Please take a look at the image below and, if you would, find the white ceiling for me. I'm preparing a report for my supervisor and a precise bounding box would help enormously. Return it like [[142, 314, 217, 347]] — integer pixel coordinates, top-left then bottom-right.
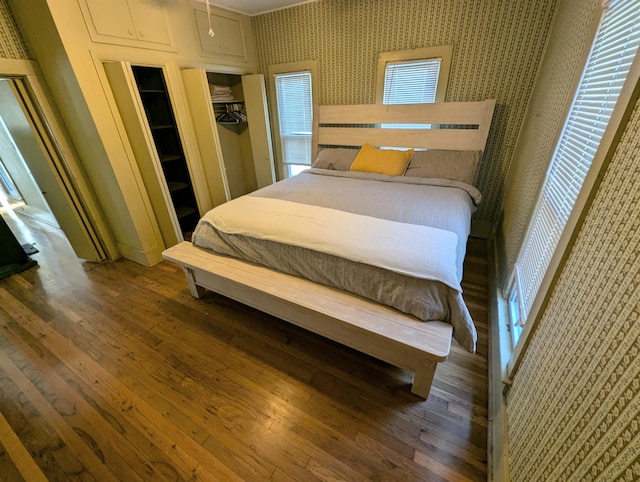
[[208, 0, 316, 16]]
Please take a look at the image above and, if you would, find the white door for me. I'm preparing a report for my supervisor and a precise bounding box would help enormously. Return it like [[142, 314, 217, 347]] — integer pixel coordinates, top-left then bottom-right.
[[103, 61, 181, 248], [181, 68, 230, 208], [242, 74, 276, 188]]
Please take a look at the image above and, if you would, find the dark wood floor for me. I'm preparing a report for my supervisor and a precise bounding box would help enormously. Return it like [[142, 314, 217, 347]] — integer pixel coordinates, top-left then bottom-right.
[[0, 211, 488, 481]]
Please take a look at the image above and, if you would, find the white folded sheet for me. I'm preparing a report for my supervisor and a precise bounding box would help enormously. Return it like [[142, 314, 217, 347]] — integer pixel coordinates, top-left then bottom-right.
[[202, 196, 461, 292]]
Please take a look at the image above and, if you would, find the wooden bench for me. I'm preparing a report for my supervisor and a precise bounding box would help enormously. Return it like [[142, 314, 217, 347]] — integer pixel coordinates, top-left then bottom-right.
[[163, 241, 453, 398]]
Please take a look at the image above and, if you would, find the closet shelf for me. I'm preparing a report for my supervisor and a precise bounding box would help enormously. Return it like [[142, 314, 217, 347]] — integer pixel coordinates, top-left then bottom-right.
[[132, 65, 200, 239], [167, 181, 189, 193], [159, 154, 182, 163], [175, 206, 198, 219]]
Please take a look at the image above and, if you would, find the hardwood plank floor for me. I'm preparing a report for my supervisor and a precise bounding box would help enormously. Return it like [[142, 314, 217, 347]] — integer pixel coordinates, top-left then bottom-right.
[[0, 211, 489, 481]]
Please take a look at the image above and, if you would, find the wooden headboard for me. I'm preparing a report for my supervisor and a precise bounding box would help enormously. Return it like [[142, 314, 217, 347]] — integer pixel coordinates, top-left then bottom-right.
[[312, 100, 496, 160]]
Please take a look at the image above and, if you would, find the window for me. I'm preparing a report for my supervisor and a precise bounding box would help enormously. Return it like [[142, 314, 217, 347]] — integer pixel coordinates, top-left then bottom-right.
[[268, 61, 317, 179], [382, 60, 441, 105], [507, 0, 640, 348], [376, 46, 452, 116], [381, 60, 441, 130], [274, 72, 312, 176]]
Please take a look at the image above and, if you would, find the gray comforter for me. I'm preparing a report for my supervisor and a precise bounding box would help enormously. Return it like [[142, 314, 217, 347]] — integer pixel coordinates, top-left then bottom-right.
[[192, 169, 480, 352]]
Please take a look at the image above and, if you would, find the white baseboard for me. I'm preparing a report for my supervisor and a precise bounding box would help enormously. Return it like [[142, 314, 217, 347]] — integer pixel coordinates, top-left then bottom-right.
[[488, 238, 510, 481], [116, 241, 164, 267]]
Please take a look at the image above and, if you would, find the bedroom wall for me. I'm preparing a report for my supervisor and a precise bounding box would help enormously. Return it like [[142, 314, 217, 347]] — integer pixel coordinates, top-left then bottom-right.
[[505, 81, 640, 482], [251, 0, 559, 225], [498, 0, 640, 479], [497, 0, 602, 284]]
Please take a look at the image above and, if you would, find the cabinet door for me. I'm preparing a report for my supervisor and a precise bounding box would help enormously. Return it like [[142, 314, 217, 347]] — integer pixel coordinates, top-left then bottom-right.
[[80, 0, 174, 50], [194, 9, 248, 62], [128, 0, 173, 46], [84, 0, 136, 40], [242, 75, 276, 188]]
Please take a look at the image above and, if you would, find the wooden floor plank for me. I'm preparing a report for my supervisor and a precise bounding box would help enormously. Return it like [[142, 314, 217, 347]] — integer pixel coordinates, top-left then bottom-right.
[[0, 211, 490, 481], [0, 341, 122, 482], [0, 317, 182, 481], [0, 288, 242, 481], [0, 411, 46, 482]]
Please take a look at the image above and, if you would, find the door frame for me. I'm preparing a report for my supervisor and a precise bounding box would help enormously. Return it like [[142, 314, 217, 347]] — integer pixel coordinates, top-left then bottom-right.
[[0, 58, 116, 261]]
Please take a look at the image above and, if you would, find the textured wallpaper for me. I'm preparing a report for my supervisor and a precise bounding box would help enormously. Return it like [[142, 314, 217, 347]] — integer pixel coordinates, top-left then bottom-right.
[[251, 0, 558, 223], [497, 1, 640, 478], [498, 0, 602, 284], [0, 0, 29, 60], [506, 89, 640, 482]]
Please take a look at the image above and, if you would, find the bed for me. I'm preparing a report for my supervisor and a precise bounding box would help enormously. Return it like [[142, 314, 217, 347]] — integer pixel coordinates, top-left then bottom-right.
[[163, 100, 496, 398]]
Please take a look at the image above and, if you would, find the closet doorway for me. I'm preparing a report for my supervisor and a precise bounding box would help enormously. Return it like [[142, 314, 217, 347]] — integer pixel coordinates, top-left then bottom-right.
[[0, 76, 106, 262]]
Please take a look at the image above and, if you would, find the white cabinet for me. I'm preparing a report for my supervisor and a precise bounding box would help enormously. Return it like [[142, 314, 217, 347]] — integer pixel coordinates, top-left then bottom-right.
[[193, 7, 251, 63], [182, 69, 275, 204], [80, 0, 175, 50]]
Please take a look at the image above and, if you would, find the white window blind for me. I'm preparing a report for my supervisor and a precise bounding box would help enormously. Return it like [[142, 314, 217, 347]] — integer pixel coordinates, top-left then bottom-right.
[[509, 0, 640, 339], [382, 59, 441, 130], [383, 60, 441, 104], [274, 71, 313, 175]]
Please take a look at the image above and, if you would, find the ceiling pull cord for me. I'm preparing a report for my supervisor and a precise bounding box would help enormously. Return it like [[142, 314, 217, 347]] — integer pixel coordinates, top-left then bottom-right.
[[205, 0, 215, 37]]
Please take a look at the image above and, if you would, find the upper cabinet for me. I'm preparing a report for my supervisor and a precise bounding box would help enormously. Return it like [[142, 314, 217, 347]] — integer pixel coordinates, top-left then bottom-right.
[[79, 0, 175, 51], [192, 5, 253, 64]]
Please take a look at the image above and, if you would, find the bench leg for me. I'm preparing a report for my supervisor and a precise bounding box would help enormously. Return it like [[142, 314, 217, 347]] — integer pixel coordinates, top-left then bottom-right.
[[411, 359, 437, 399], [184, 267, 206, 298]]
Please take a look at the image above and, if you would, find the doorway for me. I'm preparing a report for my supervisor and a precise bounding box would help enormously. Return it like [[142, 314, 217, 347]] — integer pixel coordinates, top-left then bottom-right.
[[0, 77, 59, 256], [0, 107, 59, 228], [0, 76, 107, 262]]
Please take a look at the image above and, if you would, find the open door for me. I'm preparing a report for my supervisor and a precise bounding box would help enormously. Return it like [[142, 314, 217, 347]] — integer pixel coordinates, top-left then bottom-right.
[[242, 74, 276, 189], [0, 79, 106, 262]]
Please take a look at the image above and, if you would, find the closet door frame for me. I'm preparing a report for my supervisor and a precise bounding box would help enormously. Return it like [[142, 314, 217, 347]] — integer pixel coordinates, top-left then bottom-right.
[[103, 59, 211, 246]]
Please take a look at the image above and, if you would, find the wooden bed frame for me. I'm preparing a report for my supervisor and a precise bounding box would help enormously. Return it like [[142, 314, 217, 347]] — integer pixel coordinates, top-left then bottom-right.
[[163, 100, 496, 398]]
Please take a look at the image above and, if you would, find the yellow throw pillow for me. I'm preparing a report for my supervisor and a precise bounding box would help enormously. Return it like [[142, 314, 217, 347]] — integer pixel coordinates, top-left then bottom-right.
[[350, 143, 414, 176]]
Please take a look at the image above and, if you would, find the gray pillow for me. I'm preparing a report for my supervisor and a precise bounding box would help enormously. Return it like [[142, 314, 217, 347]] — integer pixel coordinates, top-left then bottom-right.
[[404, 149, 482, 185], [312, 148, 358, 171]]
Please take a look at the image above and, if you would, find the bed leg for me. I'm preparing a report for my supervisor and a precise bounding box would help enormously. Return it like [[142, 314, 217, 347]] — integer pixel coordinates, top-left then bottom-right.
[[183, 267, 205, 298], [411, 359, 437, 399]]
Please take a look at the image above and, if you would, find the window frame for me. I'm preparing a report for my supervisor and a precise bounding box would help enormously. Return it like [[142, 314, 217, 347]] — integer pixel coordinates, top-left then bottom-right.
[[375, 45, 452, 105], [267, 60, 318, 180], [505, 2, 640, 378]]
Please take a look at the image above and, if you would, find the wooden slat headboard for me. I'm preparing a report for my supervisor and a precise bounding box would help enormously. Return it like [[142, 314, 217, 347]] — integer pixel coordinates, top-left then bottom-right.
[[312, 100, 496, 160]]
